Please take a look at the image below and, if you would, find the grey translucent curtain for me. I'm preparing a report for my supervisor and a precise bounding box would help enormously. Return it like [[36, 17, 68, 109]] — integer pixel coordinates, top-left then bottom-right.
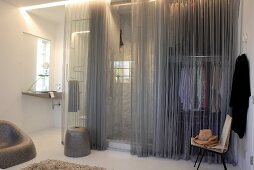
[[131, 0, 240, 164], [63, 1, 90, 142], [64, 0, 110, 150], [86, 0, 110, 150]]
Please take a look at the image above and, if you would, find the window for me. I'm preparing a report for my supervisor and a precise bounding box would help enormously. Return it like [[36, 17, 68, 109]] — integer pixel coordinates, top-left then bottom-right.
[[36, 39, 50, 91], [113, 61, 131, 83]]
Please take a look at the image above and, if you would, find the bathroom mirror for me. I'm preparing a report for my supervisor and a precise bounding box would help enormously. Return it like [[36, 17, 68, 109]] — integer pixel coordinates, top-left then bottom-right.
[[22, 33, 51, 92]]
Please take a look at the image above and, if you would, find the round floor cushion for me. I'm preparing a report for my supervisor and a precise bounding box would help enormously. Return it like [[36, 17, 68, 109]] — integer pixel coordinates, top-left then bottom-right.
[[64, 127, 91, 157]]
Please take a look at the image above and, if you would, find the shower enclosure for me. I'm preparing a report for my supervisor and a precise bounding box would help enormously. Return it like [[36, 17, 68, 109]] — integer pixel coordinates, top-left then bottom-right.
[[62, 1, 132, 148], [107, 6, 132, 144]]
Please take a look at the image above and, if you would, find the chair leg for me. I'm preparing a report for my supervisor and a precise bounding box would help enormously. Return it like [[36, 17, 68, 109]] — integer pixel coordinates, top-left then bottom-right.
[[197, 150, 205, 170], [194, 149, 202, 167], [221, 154, 227, 170]]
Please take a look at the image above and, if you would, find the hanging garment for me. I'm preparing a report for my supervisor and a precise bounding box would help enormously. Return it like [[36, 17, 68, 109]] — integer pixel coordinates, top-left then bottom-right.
[[230, 54, 251, 138], [202, 62, 209, 110], [179, 66, 193, 111], [211, 63, 222, 113], [197, 62, 203, 109]]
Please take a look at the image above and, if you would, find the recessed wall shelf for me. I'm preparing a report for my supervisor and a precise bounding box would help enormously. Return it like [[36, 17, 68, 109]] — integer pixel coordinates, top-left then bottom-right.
[[22, 91, 62, 109], [22, 91, 62, 99]]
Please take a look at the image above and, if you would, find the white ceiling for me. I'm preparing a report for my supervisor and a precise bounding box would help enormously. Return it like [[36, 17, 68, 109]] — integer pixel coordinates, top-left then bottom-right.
[[4, 0, 130, 7], [3, 0, 65, 24], [3, 0, 131, 24], [4, 0, 63, 7], [28, 6, 65, 24]]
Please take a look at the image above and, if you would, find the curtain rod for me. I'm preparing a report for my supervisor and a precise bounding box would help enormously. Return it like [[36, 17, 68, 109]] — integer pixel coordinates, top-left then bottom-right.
[[177, 56, 220, 58]]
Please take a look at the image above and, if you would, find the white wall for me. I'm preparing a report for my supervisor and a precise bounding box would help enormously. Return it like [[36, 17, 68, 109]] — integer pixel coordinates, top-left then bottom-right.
[[0, 1, 63, 132], [238, 0, 254, 169], [52, 23, 64, 128]]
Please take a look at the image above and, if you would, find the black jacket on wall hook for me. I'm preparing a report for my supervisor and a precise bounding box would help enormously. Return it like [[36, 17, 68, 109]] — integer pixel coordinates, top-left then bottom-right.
[[230, 54, 251, 138]]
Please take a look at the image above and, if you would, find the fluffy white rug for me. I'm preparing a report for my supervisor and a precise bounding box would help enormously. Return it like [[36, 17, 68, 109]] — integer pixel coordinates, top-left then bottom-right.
[[22, 159, 106, 170]]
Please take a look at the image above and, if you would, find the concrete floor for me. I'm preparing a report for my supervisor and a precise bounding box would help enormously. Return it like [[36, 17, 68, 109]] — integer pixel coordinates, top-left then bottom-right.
[[6, 128, 240, 170]]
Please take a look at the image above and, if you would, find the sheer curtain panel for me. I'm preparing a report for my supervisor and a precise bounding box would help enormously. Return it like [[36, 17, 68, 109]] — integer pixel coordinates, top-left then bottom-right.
[[86, 0, 110, 150], [131, 0, 240, 164], [63, 0, 90, 142], [64, 0, 110, 150]]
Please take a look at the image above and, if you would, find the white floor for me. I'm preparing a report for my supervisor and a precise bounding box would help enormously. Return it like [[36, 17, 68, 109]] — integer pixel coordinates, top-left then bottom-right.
[[7, 128, 240, 170]]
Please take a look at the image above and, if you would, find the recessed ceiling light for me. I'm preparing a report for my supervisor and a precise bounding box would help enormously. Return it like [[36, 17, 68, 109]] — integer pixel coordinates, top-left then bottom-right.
[[20, 1, 68, 11], [111, 0, 155, 7], [73, 31, 90, 34]]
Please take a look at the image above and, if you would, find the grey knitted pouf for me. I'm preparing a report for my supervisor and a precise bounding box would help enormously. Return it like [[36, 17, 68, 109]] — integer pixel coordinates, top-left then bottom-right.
[[64, 127, 91, 157]]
